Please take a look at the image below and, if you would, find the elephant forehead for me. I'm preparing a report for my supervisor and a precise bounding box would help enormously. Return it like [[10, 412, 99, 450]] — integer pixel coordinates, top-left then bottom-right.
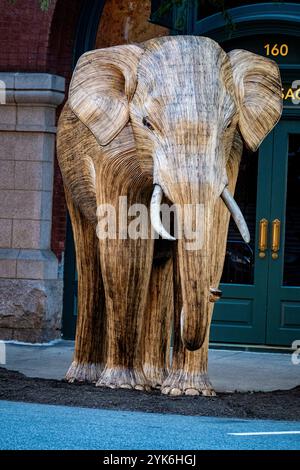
[[135, 48, 234, 118], [141, 35, 225, 65], [137, 37, 226, 90], [137, 61, 223, 100]]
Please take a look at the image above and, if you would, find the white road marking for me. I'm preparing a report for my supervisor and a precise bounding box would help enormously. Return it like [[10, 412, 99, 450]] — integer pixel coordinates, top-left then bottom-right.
[[229, 431, 300, 436]]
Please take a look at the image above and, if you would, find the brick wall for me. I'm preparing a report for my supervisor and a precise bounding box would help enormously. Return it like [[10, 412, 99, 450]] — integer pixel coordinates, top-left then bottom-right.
[[0, 0, 83, 260], [0, 0, 53, 72], [0, 0, 81, 76], [46, 0, 83, 259]]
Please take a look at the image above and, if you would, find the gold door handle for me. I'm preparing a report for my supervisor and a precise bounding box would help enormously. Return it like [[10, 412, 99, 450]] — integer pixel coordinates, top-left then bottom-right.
[[258, 218, 268, 258], [271, 219, 281, 260]]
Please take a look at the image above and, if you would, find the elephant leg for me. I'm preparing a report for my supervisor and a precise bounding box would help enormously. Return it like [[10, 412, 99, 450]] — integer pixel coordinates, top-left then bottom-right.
[[142, 240, 173, 389], [161, 136, 242, 396], [161, 249, 215, 396], [95, 178, 154, 390], [162, 343, 214, 397], [64, 186, 106, 383]]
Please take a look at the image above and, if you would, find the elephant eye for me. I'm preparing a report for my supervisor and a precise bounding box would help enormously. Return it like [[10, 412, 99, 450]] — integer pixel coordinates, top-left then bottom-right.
[[225, 120, 232, 130], [142, 117, 155, 131]]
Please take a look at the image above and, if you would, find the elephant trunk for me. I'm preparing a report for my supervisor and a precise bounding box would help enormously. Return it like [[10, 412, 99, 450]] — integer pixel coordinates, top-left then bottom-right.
[[178, 236, 211, 351], [150, 183, 249, 351]]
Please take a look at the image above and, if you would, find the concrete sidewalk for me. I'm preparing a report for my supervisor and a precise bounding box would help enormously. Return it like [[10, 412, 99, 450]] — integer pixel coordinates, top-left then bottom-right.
[[1, 340, 299, 392]]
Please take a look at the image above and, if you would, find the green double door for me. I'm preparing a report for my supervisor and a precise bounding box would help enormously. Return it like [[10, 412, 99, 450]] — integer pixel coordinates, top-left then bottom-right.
[[211, 120, 300, 346]]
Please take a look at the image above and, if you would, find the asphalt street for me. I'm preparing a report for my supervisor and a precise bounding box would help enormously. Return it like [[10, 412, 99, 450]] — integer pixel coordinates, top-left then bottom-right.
[[0, 400, 299, 450]]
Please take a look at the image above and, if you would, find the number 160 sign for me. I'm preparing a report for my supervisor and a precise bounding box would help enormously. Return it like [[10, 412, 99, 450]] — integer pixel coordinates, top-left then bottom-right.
[[264, 43, 289, 57]]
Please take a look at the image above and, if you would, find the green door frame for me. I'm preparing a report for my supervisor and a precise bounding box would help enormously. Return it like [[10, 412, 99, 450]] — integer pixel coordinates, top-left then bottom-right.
[[189, 3, 300, 40]]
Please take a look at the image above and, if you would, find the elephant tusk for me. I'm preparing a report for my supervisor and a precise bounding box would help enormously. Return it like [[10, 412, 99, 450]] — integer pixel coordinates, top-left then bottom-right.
[[221, 187, 250, 244], [150, 185, 176, 241]]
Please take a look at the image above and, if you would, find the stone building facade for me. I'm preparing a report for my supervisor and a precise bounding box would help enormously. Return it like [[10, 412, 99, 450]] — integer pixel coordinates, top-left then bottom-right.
[[0, 0, 168, 342]]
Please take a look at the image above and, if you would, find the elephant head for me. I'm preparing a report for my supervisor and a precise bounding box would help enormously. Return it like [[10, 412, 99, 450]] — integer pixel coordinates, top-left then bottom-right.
[[69, 36, 282, 351]]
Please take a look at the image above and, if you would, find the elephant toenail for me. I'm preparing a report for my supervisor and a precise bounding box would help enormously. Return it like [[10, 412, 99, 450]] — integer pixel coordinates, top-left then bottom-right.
[[185, 388, 200, 396], [170, 388, 182, 396]]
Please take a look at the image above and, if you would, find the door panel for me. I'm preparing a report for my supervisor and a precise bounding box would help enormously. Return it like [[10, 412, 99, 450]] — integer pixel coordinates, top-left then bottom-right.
[[266, 123, 300, 345], [283, 134, 300, 287]]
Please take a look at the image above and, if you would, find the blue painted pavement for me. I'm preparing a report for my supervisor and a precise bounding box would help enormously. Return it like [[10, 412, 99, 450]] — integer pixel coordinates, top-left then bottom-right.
[[0, 400, 299, 450]]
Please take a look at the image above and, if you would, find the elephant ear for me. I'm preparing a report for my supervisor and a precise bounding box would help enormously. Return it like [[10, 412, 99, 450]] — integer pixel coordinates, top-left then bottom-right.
[[69, 44, 144, 146], [228, 49, 283, 151]]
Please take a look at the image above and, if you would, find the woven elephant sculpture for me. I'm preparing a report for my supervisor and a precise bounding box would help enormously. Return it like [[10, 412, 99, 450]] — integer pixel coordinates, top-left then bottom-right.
[[57, 36, 282, 396]]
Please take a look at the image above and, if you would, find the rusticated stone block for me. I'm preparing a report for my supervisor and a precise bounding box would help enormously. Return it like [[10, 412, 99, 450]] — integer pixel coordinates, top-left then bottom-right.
[[0, 160, 14, 189], [0, 219, 12, 248], [0, 248, 18, 278], [12, 220, 51, 250], [14, 161, 53, 191], [4, 328, 61, 343], [0, 278, 63, 343], [16, 249, 58, 280]]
